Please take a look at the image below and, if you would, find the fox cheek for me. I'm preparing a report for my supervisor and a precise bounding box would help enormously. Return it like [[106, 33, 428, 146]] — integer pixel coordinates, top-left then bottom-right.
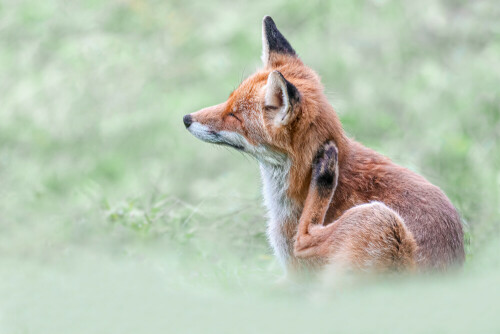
[[224, 115, 241, 130]]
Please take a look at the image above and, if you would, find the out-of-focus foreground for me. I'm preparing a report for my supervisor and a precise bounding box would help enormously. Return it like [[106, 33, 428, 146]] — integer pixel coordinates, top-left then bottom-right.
[[0, 0, 499, 333]]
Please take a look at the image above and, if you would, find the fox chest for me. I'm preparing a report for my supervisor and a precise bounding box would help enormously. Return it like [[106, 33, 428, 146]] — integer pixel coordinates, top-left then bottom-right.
[[259, 163, 302, 267]]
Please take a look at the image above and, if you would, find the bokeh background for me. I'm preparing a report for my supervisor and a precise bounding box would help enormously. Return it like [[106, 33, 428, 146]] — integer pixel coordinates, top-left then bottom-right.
[[1, 0, 499, 333]]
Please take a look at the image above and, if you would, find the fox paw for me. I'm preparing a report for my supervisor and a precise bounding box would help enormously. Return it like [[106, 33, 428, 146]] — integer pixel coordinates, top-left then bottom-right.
[[312, 140, 338, 192]]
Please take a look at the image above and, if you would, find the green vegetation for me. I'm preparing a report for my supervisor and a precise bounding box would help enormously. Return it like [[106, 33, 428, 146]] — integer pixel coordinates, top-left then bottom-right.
[[0, 0, 499, 333]]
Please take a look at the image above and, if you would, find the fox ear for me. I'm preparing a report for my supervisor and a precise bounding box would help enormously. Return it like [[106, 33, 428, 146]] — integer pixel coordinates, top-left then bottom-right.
[[261, 16, 296, 66], [265, 70, 300, 126]]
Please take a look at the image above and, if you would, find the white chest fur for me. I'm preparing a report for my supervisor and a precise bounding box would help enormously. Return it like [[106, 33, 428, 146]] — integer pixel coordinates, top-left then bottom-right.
[[259, 160, 301, 268]]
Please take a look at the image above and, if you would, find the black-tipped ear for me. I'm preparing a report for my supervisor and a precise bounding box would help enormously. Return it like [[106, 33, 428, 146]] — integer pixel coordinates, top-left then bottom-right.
[[262, 16, 296, 66]]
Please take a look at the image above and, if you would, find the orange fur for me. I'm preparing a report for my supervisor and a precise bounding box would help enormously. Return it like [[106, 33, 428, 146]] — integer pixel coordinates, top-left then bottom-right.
[[185, 17, 464, 273]]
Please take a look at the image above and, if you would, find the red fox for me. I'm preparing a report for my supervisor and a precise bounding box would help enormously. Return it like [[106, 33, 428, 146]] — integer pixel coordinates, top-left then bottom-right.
[[183, 16, 465, 273]]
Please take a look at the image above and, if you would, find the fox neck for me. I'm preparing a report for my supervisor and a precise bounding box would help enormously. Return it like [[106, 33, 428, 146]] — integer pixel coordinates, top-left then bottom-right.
[[259, 158, 302, 268]]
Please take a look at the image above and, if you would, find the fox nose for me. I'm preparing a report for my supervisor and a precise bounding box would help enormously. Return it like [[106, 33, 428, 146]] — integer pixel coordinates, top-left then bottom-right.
[[183, 114, 193, 128]]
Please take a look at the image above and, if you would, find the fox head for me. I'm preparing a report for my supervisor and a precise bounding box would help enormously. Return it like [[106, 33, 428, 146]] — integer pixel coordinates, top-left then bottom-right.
[[184, 16, 346, 198]]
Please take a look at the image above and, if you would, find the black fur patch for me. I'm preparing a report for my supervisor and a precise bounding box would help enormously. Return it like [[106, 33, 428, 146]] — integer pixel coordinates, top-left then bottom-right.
[[275, 71, 300, 104], [312, 141, 338, 196], [285, 78, 300, 104], [316, 172, 335, 190], [263, 16, 296, 56]]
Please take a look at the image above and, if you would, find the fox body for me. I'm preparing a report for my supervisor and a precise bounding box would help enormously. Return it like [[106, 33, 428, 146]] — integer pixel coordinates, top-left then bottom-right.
[[184, 16, 464, 273]]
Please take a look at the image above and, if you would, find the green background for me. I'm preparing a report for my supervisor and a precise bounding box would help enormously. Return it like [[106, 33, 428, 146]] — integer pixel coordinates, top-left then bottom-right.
[[1, 0, 499, 333]]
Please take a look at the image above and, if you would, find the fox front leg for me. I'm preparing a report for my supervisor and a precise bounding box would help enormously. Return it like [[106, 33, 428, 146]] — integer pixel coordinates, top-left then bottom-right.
[[294, 141, 339, 258]]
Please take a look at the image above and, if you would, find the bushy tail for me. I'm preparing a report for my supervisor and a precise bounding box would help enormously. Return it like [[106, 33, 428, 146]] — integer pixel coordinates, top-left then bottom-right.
[[386, 216, 418, 271], [330, 202, 418, 272]]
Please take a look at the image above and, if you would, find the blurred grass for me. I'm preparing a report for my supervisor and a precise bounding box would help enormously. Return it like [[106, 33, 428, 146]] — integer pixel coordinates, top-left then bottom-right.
[[0, 0, 499, 333]]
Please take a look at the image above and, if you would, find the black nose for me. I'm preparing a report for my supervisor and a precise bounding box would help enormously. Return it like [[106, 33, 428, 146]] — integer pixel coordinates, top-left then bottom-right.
[[183, 114, 193, 128]]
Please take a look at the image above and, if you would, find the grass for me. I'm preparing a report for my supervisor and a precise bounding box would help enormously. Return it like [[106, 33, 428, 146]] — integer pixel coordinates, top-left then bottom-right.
[[0, 0, 499, 333]]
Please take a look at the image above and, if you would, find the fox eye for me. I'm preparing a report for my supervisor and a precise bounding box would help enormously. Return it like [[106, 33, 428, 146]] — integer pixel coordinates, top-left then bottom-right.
[[228, 112, 241, 122], [264, 105, 279, 111]]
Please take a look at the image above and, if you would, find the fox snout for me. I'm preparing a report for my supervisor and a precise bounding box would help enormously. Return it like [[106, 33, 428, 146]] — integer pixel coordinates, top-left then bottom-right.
[[183, 111, 248, 151]]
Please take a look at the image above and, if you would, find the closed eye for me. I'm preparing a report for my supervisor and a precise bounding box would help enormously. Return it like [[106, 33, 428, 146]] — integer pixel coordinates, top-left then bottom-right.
[[228, 112, 241, 122], [264, 105, 279, 111]]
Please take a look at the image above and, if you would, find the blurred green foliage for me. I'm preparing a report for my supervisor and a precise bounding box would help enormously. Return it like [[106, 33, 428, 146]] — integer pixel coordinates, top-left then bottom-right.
[[0, 0, 499, 333]]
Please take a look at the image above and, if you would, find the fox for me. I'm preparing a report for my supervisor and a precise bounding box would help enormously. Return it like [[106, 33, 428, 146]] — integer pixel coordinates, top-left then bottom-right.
[[183, 16, 465, 274]]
